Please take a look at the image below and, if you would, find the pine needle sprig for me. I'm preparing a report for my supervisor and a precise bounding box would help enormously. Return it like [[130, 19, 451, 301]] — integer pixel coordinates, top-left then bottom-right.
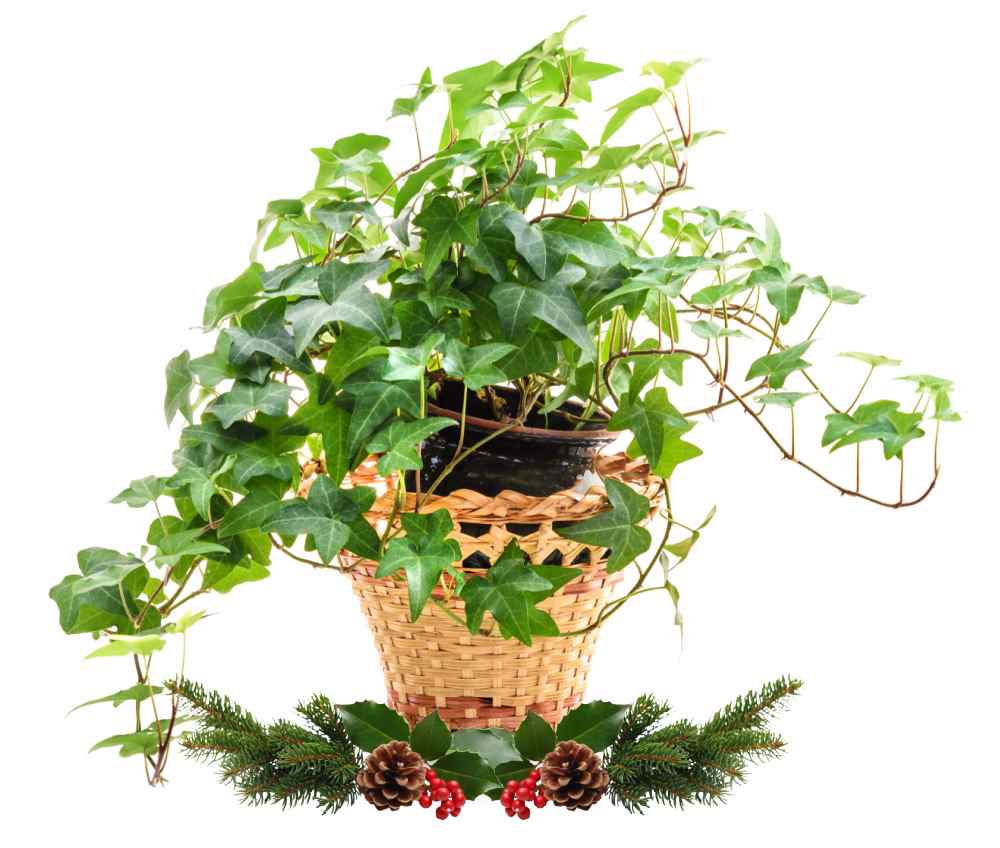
[[169, 678, 360, 814], [605, 677, 802, 813]]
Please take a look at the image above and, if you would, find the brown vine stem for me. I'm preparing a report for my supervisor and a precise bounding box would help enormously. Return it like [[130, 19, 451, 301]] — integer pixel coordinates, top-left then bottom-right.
[[602, 348, 939, 509], [270, 536, 342, 571]]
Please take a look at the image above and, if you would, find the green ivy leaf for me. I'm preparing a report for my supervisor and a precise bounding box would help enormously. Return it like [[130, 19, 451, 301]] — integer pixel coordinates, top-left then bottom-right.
[[337, 701, 410, 751], [390, 67, 435, 118], [413, 195, 481, 280], [440, 339, 516, 391], [410, 711, 452, 761], [838, 351, 902, 369], [111, 476, 168, 508], [376, 510, 461, 621], [556, 478, 651, 574], [601, 87, 663, 144], [343, 380, 420, 457], [90, 730, 160, 758], [206, 380, 292, 428], [459, 542, 554, 645], [746, 340, 814, 389], [641, 59, 702, 90], [514, 711, 557, 762], [750, 266, 804, 325], [609, 387, 700, 480], [822, 400, 925, 460], [164, 351, 194, 426], [491, 279, 594, 359], [688, 319, 746, 341], [755, 391, 815, 408], [367, 417, 456, 476], [86, 633, 166, 659], [555, 701, 628, 752], [217, 488, 281, 540], [541, 218, 628, 267], [203, 264, 262, 328], [225, 300, 312, 373], [68, 684, 163, 716]]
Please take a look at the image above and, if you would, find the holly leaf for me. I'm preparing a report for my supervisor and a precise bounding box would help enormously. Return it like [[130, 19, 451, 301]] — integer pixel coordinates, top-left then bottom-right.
[[413, 195, 481, 280], [410, 711, 452, 762], [376, 510, 461, 621], [367, 417, 456, 476], [440, 339, 516, 391], [555, 701, 628, 752], [337, 701, 409, 751], [514, 711, 557, 762], [164, 351, 194, 426], [746, 340, 813, 389], [459, 542, 554, 645], [206, 380, 292, 428], [430, 751, 499, 800], [450, 728, 522, 769], [555, 478, 651, 574]]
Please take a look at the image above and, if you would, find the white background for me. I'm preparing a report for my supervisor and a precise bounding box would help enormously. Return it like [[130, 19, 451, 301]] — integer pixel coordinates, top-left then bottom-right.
[[2, 1, 997, 844]]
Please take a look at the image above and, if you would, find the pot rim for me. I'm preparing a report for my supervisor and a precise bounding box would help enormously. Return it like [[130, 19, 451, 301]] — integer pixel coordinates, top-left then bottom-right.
[[426, 400, 617, 443]]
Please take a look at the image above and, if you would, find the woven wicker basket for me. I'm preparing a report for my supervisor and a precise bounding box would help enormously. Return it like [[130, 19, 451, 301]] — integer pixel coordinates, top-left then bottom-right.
[[327, 454, 663, 730]]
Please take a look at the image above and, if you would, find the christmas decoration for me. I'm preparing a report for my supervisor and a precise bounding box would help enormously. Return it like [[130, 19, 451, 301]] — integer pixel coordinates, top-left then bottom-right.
[[357, 740, 427, 810], [539, 741, 610, 810], [169, 676, 801, 819]]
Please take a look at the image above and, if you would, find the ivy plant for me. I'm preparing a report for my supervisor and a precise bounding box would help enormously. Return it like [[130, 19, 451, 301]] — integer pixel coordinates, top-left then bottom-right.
[[51, 19, 957, 785]]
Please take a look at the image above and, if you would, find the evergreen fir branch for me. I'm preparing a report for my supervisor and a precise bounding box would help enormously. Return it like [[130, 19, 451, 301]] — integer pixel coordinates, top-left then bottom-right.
[[605, 680, 802, 813], [171, 678, 360, 814]]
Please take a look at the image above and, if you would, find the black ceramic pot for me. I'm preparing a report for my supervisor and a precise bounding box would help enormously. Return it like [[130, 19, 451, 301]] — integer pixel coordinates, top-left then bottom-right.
[[410, 382, 618, 499]]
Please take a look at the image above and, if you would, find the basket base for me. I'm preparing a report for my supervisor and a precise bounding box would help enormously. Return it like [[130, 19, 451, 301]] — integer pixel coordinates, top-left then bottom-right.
[[388, 691, 584, 730]]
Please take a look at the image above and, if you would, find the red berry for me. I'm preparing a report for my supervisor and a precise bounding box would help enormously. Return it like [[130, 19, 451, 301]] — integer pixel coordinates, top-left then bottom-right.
[[507, 779, 520, 791], [418, 792, 432, 809], [533, 793, 547, 808], [505, 806, 516, 817], [426, 769, 437, 781], [517, 806, 531, 820], [529, 770, 541, 781], [435, 806, 449, 820], [453, 789, 465, 805], [441, 798, 454, 812], [500, 789, 513, 806], [516, 786, 532, 801], [446, 779, 460, 793], [432, 786, 449, 802], [429, 777, 444, 790], [511, 798, 525, 812], [524, 777, 537, 791]]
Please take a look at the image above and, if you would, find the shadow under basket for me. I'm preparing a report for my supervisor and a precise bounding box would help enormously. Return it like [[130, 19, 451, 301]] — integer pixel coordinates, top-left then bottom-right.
[[337, 453, 664, 730]]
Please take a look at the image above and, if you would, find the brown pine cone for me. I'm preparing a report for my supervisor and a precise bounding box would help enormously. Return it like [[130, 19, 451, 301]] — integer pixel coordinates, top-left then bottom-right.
[[539, 740, 610, 810], [356, 740, 427, 810]]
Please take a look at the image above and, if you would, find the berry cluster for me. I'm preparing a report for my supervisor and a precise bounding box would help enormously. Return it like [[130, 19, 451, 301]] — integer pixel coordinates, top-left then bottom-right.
[[499, 770, 547, 820], [417, 769, 466, 820]]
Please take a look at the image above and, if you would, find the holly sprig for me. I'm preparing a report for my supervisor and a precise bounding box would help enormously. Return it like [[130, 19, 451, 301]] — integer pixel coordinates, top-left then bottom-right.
[[169, 676, 801, 815]]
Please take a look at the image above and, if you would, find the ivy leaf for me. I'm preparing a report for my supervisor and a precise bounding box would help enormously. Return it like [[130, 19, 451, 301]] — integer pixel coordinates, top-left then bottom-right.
[[367, 417, 456, 476], [290, 379, 353, 485], [746, 340, 814, 389], [68, 684, 163, 716], [265, 476, 368, 562], [337, 701, 410, 751], [687, 319, 745, 341], [514, 711, 557, 762], [440, 339, 516, 391], [382, 333, 443, 382], [898, 373, 960, 422], [609, 387, 699, 480], [491, 279, 595, 359], [86, 633, 166, 659], [390, 67, 435, 118], [376, 510, 461, 621], [153, 528, 229, 566], [838, 351, 902, 369], [68, 551, 147, 595], [413, 195, 481, 280], [822, 400, 925, 460], [641, 59, 702, 90], [323, 326, 388, 387], [627, 344, 687, 399], [111, 476, 168, 508], [164, 351, 194, 426], [343, 380, 420, 457], [312, 200, 380, 233], [502, 209, 558, 279], [206, 380, 292, 428], [755, 391, 815, 408], [203, 264, 262, 328], [459, 542, 554, 645], [555, 701, 628, 752], [750, 266, 804, 325], [601, 87, 663, 144], [431, 751, 499, 800], [410, 711, 452, 762], [225, 300, 312, 373], [49, 548, 149, 635], [541, 218, 628, 267], [217, 488, 281, 540], [90, 730, 160, 758], [556, 478, 651, 574]]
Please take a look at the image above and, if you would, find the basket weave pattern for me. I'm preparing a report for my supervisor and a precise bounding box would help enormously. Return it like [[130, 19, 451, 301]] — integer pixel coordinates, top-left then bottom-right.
[[334, 454, 663, 730]]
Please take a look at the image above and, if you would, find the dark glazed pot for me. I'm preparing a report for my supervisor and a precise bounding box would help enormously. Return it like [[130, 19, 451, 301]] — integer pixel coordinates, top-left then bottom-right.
[[411, 382, 618, 498]]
